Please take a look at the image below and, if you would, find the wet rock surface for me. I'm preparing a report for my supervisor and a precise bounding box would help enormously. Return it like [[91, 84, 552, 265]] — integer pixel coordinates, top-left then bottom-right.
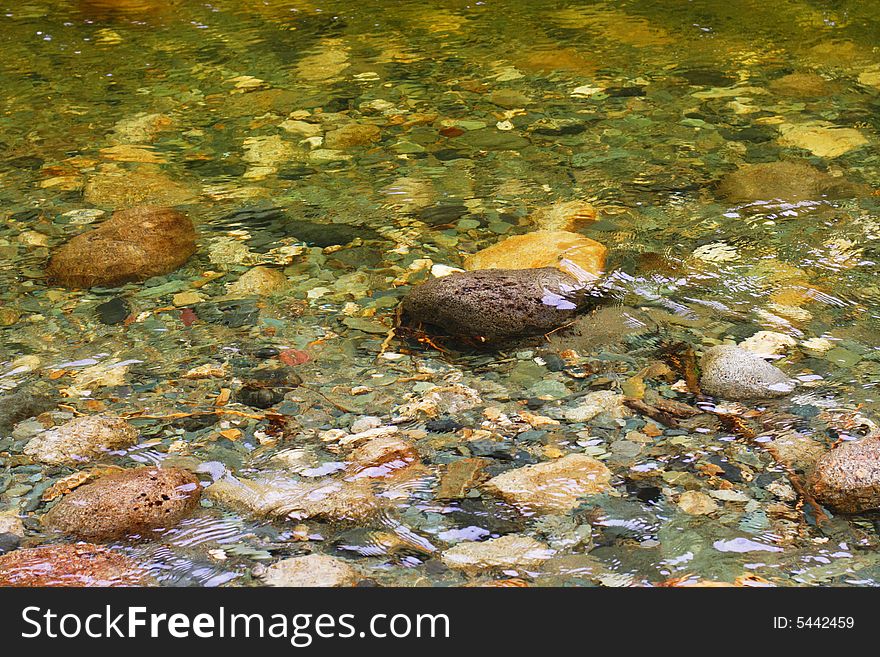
[[46, 206, 197, 288], [0, 543, 151, 587], [717, 161, 861, 202], [808, 437, 880, 513], [23, 415, 138, 466], [700, 345, 796, 400], [402, 268, 587, 341], [464, 230, 607, 281], [484, 454, 613, 514], [441, 535, 554, 573], [259, 553, 360, 587], [43, 467, 201, 541]]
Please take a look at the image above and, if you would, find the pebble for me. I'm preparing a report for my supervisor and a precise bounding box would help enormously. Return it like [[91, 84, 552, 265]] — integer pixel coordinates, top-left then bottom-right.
[[95, 297, 130, 325]]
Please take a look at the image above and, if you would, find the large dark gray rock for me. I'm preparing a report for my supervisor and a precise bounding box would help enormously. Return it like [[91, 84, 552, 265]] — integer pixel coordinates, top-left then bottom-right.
[[402, 268, 585, 342]]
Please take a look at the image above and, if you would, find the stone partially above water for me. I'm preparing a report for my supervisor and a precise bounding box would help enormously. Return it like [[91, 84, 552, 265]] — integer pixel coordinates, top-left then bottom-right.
[[700, 345, 796, 400], [402, 268, 585, 341], [0, 543, 151, 587], [46, 206, 197, 288], [43, 467, 201, 541], [808, 436, 880, 513], [23, 414, 138, 466], [484, 454, 613, 514], [464, 230, 607, 282]]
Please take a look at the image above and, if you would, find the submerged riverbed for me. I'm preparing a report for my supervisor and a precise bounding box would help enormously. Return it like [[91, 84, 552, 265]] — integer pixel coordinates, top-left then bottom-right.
[[2, 0, 880, 587]]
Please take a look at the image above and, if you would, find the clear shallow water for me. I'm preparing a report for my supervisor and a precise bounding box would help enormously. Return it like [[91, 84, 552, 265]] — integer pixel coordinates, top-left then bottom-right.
[[1, 0, 880, 586]]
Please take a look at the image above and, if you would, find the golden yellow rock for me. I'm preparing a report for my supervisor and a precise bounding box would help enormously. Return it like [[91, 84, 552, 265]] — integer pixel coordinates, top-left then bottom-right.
[[778, 123, 868, 158], [464, 230, 607, 282], [529, 200, 597, 232]]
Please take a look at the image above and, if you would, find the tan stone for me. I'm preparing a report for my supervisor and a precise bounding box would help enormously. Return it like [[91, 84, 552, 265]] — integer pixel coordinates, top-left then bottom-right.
[[23, 415, 138, 466], [529, 200, 597, 232], [677, 490, 718, 515], [779, 123, 868, 158], [84, 164, 199, 208], [261, 554, 359, 587], [484, 454, 613, 513], [226, 266, 287, 297], [464, 230, 607, 282], [324, 123, 381, 149], [207, 474, 382, 522], [441, 535, 554, 572]]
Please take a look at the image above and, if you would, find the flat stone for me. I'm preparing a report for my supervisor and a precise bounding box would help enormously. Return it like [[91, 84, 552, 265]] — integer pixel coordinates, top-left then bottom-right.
[[0, 543, 151, 587], [484, 454, 613, 513], [260, 554, 360, 587], [464, 231, 607, 283], [226, 266, 288, 297], [441, 535, 554, 572]]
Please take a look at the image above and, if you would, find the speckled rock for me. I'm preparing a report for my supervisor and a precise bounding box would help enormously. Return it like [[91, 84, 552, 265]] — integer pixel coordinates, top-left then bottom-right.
[[484, 454, 613, 513], [23, 415, 138, 466], [402, 268, 585, 341], [717, 161, 861, 202], [441, 535, 554, 573], [808, 437, 880, 513], [700, 345, 796, 400], [43, 467, 201, 541], [0, 543, 151, 587], [46, 206, 197, 288], [260, 554, 360, 587]]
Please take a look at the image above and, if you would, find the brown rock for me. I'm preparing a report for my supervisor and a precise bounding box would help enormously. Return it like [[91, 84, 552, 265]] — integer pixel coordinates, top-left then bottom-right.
[[768, 72, 835, 98], [0, 543, 151, 587], [349, 435, 418, 470], [84, 164, 199, 208], [529, 200, 597, 232], [484, 454, 613, 514], [46, 206, 197, 288], [717, 161, 862, 202], [436, 458, 489, 500], [464, 230, 607, 282], [402, 268, 585, 342], [808, 436, 880, 513], [43, 467, 201, 541], [324, 123, 381, 149]]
